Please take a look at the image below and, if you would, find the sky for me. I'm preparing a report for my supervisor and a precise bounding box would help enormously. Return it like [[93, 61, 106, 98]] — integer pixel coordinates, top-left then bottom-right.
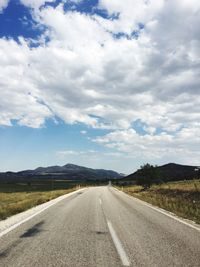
[[0, 0, 200, 174]]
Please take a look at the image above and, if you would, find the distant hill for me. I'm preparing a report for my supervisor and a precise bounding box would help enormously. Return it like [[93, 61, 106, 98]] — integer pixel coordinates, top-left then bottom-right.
[[123, 163, 200, 182], [0, 163, 122, 182]]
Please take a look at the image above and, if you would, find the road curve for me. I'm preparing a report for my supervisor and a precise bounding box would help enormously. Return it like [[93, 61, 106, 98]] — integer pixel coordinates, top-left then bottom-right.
[[0, 186, 199, 267]]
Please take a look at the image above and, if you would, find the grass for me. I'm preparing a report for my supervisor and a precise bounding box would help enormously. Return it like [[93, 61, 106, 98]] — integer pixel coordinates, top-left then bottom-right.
[[0, 180, 80, 220], [117, 179, 200, 224]]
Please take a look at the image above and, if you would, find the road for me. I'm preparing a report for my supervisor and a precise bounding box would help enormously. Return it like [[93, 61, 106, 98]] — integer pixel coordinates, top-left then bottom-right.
[[0, 186, 200, 267]]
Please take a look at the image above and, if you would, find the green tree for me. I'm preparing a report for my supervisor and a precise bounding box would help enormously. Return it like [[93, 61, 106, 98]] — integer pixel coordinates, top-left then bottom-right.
[[136, 163, 161, 190]]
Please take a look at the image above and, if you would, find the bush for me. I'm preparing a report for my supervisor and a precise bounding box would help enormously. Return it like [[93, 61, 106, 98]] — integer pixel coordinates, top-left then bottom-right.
[[136, 163, 161, 189]]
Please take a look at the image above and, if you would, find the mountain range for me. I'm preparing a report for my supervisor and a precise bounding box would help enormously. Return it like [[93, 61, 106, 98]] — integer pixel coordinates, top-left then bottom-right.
[[0, 162, 199, 183], [124, 163, 200, 182], [0, 163, 122, 181]]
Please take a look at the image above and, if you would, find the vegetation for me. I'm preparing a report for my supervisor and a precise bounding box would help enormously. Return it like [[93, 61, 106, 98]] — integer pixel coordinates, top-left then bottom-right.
[[123, 163, 200, 183], [0, 179, 111, 220], [136, 163, 161, 189], [0, 180, 81, 220], [117, 179, 200, 224]]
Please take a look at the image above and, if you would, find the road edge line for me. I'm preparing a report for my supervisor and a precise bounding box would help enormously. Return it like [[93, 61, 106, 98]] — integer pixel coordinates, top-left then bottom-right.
[[113, 187, 200, 232], [0, 188, 85, 238]]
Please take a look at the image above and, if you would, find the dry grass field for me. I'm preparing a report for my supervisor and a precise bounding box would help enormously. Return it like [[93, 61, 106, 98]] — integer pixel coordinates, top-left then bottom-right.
[[118, 179, 200, 224], [0, 181, 78, 220]]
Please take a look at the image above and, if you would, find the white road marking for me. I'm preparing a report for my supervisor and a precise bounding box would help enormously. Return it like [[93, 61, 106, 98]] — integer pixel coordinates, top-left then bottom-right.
[[99, 198, 102, 205], [0, 189, 84, 238], [107, 220, 130, 266], [115, 188, 200, 232]]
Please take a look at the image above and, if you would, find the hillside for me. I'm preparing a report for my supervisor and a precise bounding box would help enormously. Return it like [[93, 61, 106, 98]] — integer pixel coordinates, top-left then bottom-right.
[[0, 163, 122, 182], [124, 163, 200, 182]]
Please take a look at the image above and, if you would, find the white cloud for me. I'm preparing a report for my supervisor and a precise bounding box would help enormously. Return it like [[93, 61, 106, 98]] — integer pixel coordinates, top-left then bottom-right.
[[1, 0, 200, 164], [0, 38, 52, 127], [0, 0, 9, 12], [93, 125, 200, 165], [20, 0, 55, 9], [64, 0, 83, 3], [57, 149, 129, 159], [57, 150, 81, 156], [57, 149, 99, 158], [97, 0, 165, 35], [80, 130, 87, 135]]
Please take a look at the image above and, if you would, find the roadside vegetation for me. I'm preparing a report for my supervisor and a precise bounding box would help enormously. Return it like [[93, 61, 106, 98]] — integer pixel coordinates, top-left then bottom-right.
[[0, 180, 80, 220], [118, 179, 200, 224]]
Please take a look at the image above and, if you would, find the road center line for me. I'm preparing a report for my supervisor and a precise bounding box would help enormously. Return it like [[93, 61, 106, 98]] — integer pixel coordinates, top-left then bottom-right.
[[107, 220, 130, 266], [99, 198, 102, 205]]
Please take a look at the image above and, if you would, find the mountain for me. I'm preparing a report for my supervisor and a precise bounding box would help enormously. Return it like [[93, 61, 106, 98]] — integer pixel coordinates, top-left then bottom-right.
[[123, 163, 200, 182], [0, 163, 122, 181]]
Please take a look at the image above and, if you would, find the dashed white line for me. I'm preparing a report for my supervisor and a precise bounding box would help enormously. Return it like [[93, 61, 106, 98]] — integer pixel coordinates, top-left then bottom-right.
[[99, 198, 102, 205], [107, 220, 130, 266]]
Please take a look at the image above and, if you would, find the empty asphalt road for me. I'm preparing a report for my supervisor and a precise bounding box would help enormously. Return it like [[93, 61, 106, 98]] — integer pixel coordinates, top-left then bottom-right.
[[0, 186, 200, 267]]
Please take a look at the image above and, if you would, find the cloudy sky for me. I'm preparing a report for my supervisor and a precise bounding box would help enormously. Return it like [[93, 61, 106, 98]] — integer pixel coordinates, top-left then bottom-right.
[[0, 0, 199, 173]]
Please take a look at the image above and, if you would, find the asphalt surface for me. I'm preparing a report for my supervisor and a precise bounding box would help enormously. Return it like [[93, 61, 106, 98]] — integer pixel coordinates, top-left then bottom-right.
[[0, 186, 200, 267]]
